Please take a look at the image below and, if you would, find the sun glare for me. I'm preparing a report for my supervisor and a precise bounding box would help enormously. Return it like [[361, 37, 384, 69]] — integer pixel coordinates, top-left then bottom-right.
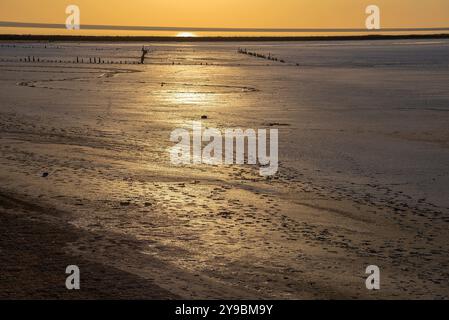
[[176, 32, 197, 37]]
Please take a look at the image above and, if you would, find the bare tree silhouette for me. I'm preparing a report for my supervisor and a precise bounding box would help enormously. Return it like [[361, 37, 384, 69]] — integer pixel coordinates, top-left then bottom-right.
[[140, 46, 149, 64]]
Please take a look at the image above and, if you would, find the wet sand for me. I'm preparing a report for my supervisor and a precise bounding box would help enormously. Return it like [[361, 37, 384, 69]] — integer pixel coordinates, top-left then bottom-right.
[[0, 192, 178, 299], [0, 40, 449, 299]]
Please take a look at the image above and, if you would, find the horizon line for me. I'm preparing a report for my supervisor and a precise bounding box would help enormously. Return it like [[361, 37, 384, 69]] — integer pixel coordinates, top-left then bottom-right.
[[2, 34, 449, 42], [2, 21, 449, 33]]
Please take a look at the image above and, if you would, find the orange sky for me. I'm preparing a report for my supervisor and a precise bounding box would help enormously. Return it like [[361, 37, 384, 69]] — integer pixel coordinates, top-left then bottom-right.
[[0, 0, 448, 36]]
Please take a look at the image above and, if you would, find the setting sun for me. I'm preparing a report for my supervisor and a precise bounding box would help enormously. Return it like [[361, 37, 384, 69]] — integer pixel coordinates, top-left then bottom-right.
[[176, 32, 197, 37]]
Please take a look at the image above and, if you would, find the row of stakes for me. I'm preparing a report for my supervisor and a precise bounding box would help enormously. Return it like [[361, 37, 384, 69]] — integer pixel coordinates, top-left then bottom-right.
[[1, 50, 299, 66], [7, 56, 143, 65], [238, 48, 300, 66], [0, 56, 200, 65]]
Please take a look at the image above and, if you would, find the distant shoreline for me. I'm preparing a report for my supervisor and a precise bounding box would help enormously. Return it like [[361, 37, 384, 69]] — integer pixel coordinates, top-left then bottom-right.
[[1, 34, 449, 42]]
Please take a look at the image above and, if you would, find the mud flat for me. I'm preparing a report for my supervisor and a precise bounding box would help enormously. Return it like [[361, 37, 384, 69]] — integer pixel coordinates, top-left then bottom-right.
[[0, 39, 449, 299], [0, 192, 177, 299]]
